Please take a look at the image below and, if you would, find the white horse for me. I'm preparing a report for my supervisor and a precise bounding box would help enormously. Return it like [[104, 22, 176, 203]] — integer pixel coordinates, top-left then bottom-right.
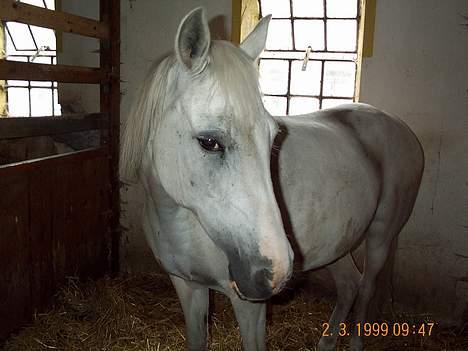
[[121, 8, 424, 351]]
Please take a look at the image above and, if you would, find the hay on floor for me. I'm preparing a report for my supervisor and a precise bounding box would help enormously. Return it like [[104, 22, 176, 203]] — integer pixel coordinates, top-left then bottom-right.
[[1, 273, 466, 351]]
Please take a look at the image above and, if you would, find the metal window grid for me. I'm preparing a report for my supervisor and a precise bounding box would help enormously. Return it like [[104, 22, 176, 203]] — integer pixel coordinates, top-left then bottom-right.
[[258, 0, 360, 114]]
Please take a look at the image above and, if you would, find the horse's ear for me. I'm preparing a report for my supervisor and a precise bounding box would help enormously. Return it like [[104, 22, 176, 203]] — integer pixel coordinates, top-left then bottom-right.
[[175, 7, 211, 74], [240, 15, 271, 61]]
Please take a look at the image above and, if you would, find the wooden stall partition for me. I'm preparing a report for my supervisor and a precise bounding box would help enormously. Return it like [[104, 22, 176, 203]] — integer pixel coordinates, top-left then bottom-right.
[[0, 0, 120, 340]]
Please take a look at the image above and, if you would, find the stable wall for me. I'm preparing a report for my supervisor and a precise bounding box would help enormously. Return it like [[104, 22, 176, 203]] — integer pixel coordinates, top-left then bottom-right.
[[358, 0, 468, 323]]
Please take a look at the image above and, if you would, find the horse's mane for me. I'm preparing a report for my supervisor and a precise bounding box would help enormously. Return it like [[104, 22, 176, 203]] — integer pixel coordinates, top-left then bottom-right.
[[120, 40, 264, 182]]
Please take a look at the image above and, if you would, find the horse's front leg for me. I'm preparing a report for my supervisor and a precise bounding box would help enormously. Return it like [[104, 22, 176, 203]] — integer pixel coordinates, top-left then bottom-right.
[[170, 275, 209, 351], [230, 294, 267, 351]]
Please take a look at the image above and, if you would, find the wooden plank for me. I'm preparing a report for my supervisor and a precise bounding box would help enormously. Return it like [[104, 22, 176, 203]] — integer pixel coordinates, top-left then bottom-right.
[[29, 166, 55, 310], [0, 0, 109, 39], [53, 155, 110, 279], [0, 150, 111, 340], [0, 113, 105, 139], [0, 60, 105, 83], [0, 173, 32, 340]]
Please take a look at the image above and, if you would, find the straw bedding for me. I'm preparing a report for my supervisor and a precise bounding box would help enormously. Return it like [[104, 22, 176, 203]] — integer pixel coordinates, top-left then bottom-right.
[[2, 272, 466, 351]]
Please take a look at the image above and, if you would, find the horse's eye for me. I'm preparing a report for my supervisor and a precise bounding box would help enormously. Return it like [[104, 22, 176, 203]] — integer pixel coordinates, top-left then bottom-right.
[[197, 136, 224, 152]]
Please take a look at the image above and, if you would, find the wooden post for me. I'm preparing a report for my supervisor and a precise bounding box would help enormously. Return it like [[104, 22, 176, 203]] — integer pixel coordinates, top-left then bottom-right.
[[231, 0, 260, 45], [100, 0, 121, 274], [355, 0, 376, 101]]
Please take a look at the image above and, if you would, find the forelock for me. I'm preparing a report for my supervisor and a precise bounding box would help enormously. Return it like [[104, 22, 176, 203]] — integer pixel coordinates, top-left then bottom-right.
[[207, 41, 266, 131]]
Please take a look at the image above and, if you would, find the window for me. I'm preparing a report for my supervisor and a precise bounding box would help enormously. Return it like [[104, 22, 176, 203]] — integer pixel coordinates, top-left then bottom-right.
[[258, 0, 360, 115], [3, 0, 61, 117]]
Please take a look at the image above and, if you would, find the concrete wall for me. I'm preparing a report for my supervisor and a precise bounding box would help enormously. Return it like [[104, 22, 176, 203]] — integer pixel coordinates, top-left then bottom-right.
[[358, 0, 468, 323]]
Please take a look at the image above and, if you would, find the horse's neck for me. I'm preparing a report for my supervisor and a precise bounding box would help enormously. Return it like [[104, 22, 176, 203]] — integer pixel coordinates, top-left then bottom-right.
[[140, 156, 194, 235]]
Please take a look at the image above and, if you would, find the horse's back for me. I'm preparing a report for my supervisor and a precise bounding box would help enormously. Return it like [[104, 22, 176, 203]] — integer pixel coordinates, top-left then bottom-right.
[[317, 103, 424, 179], [274, 103, 424, 269]]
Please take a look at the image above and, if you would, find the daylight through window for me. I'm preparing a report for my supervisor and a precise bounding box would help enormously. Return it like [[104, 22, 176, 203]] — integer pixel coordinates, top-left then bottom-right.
[[4, 0, 61, 117], [258, 0, 359, 115]]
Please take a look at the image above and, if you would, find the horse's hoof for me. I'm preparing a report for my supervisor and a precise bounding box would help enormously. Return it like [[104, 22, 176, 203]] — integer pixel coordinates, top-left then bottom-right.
[[317, 337, 336, 351]]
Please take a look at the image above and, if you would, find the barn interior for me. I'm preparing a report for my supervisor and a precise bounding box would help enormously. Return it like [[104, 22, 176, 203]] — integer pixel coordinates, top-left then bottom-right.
[[0, 0, 467, 350]]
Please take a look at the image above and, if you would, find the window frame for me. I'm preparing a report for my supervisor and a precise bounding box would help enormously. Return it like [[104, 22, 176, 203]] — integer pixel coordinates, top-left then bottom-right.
[[232, 0, 376, 115], [2, 0, 60, 118], [258, 0, 360, 115]]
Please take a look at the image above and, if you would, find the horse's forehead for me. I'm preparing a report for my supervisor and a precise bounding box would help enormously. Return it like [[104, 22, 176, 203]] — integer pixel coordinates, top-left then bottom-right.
[[181, 79, 262, 132]]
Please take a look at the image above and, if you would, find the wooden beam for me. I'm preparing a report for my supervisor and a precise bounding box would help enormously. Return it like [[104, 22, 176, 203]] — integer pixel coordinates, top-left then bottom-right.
[[0, 59, 105, 83], [100, 0, 121, 274], [0, 113, 105, 139], [362, 0, 376, 58], [0, 0, 109, 39]]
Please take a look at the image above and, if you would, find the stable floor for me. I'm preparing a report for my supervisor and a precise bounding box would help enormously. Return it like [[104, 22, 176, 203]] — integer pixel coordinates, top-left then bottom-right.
[[2, 272, 466, 351]]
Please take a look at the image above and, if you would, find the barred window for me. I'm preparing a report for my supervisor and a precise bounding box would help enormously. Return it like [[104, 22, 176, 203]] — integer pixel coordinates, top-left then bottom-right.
[[3, 0, 61, 117], [258, 0, 360, 115]]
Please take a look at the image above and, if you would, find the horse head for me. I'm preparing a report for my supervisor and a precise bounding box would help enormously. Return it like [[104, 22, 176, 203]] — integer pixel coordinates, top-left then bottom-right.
[[122, 8, 293, 301]]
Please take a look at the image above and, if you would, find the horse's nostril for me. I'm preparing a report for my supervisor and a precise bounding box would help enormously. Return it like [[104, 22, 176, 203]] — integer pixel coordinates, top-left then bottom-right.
[[254, 267, 273, 287]]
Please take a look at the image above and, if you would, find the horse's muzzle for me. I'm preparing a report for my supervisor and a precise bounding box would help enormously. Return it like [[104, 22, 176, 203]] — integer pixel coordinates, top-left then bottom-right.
[[228, 257, 290, 301]]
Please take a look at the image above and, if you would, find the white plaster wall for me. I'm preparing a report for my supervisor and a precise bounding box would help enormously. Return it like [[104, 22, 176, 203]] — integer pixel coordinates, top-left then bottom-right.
[[359, 0, 468, 323], [119, 0, 232, 272], [58, 1, 100, 113]]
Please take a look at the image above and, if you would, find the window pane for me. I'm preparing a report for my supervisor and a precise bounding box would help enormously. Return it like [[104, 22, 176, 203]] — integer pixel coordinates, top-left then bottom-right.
[[266, 20, 293, 50], [31, 81, 52, 87], [260, 0, 290, 18], [6, 22, 36, 50], [53, 89, 62, 116], [294, 20, 324, 50], [263, 96, 287, 116], [292, 0, 324, 17], [327, 20, 357, 51], [327, 0, 358, 18], [7, 88, 29, 117], [259, 60, 289, 95], [31, 89, 53, 116], [20, 0, 46, 7], [323, 61, 356, 97], [29, 25, 56, 50], [32, 56, 54, 65], [44, 0, 55, 9], [7, 56, 27, 62], [7, 80, 28, 87], [290, 60, 322, 95], [289, 97, 319, 115], [322, 98, 353, 109]]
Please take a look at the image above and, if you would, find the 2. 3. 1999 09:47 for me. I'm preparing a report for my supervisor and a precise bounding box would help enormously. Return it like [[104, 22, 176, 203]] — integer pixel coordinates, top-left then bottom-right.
[[322, 322, 435, 337]]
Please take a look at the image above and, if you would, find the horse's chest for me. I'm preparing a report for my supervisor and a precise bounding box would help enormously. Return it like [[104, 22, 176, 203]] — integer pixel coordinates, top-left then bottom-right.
[[277, 133, 380, 269]]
